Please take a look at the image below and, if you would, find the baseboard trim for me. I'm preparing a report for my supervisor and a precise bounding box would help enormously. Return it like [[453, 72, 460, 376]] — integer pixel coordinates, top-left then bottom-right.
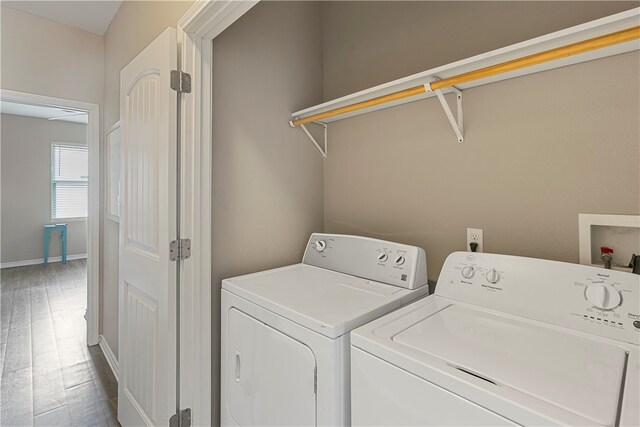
[[98, 334, 119, 382], [0, 253, 87, 269]]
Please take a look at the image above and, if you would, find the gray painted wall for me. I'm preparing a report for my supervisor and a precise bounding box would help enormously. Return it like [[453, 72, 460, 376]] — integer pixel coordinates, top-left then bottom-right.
[[211, 1, 324, 422], [322, 2, 640, 281], [1, 114, 88, 264], [0, 6, 103, 104]]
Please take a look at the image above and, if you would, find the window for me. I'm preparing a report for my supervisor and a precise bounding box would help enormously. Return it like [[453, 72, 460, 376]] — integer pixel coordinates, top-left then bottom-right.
[[51, 143, 88, 219]]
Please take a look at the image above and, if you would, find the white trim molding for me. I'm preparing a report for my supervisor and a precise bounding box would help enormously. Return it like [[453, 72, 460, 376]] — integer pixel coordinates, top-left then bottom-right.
[[99, 335, 119, 381], [105, 121, 121, 223], [0, 253, 88, 269], [179, 0, 259, 40], [176, 1, 258, 425], [0, 89, 101, 346]]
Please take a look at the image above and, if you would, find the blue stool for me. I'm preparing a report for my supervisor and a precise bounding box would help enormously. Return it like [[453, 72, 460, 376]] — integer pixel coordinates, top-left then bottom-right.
[[44, 224, 67, 264]]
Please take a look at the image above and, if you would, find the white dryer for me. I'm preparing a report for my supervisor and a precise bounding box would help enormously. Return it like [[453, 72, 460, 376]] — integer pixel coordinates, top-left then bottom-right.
[[221, 233, 429, 426], [351, 252, 640, 426]]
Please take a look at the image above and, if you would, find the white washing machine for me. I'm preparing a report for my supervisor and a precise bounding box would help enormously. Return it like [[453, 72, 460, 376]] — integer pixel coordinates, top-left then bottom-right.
[[221, 233, 429, 426], [351, 252, 640, 426]]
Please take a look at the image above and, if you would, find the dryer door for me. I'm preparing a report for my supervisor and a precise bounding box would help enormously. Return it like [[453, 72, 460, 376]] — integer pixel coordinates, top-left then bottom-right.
[[226, 308, 317, 426]]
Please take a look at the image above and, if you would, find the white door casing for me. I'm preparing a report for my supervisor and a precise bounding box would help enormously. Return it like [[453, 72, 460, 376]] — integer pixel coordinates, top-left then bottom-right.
[[177, 2, 259, 425], [118, 27, 177, 426]]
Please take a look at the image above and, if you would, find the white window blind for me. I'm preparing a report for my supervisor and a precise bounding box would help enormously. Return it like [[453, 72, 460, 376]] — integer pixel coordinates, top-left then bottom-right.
[[51, 144, 88, 219]]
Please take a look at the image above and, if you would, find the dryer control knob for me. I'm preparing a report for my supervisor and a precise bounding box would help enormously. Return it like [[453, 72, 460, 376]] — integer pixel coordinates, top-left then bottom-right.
[[395, 255, 406, 266], [585, 283, 621, 310], [461, 265, 475, 279], [315, 240, 327, 252], [486, 269, 501, 284], [377, 252, 388, 262]]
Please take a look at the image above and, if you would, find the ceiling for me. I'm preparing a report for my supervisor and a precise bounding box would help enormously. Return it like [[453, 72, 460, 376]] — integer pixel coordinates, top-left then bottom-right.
[[1, 101, 88, 124], [2, 1, 122, 35]]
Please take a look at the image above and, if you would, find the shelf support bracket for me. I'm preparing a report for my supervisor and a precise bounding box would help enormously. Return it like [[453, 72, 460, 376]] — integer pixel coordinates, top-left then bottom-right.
[[425, 79, 464, 143], [291, 120, 328, 159]]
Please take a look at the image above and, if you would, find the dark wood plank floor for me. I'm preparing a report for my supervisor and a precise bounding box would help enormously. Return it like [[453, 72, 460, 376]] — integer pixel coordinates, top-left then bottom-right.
[[1, 260, 119, 426]]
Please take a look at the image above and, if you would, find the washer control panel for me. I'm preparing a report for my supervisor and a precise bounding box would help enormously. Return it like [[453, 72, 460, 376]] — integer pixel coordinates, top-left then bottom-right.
[[437, 252, 640, 344], [302, 233, 427, 289]]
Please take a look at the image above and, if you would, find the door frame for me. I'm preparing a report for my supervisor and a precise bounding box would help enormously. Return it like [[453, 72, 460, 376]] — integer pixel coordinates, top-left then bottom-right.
[[0, 88, 101, 346], [176, 1, 259, 425]]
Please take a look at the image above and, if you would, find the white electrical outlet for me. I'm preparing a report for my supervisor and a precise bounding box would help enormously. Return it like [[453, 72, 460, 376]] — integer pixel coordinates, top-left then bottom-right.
[[467, 228, 484, 253]]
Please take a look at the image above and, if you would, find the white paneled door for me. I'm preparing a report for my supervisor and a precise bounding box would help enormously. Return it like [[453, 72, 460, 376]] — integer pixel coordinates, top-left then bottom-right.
[[118, 28, 177, 427]]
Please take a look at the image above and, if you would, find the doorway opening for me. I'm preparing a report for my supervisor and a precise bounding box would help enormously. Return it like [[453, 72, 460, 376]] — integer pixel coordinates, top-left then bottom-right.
[[0, 90, 114, 424], [1, 89, 99, 345]]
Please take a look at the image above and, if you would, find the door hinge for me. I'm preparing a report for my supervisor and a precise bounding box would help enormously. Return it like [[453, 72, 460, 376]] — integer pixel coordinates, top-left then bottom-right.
[[170, 70, 191, 93], [170, 238, 191, 261], [169, 408, 191, 427], [313, 367, 317, 394]]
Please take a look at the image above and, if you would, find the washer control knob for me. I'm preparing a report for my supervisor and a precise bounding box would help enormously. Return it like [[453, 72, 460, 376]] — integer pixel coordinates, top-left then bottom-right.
[[461, 265, 475, 279], [395, 255, 406, 266], [585, 283, 621, 310], [315, 240, 327, 252], [486, 269, 501, 284], [377, 252, 388, 262]]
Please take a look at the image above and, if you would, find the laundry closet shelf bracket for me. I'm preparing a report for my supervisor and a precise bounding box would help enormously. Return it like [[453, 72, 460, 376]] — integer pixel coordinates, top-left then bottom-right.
[[426, 78, 464, 143], [291, 120, 328, 159]]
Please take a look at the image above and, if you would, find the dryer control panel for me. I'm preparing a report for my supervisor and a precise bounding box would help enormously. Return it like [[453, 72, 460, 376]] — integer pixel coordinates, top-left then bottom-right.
[[302, 233, 427, 290], [437, 252, 640, 345]]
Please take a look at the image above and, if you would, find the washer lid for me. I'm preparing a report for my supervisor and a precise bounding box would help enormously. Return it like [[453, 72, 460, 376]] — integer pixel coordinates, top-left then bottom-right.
[[355, 300, 628, 426], [222, 264, 427, 339]]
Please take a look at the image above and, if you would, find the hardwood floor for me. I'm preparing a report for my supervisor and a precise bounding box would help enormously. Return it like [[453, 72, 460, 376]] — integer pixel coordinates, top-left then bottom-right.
[[0, 260, 119, 426]]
